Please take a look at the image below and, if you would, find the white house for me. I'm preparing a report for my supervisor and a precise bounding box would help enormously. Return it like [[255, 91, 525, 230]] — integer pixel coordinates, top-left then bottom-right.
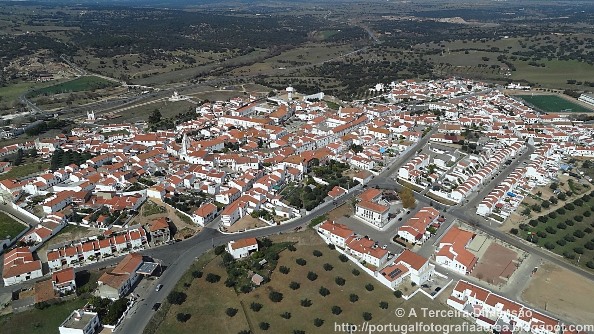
[[227, 238, 259, 259], [317, 220, 354, 248], [2, 247, 43, 286], [96, 253, 143, 300], [59, 309, 101, 334], [435, 226, 477, 275]]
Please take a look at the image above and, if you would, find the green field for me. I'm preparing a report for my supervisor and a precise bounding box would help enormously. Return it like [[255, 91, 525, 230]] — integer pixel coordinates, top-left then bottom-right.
[[0, 211, 27, 240], [0, 298, 87, 334], [151, 231, 482, 334], [518, 191, 594, 271], [0, 162, 49, 181], [29, 76, 118, 97], [515, 95, 593, 113]]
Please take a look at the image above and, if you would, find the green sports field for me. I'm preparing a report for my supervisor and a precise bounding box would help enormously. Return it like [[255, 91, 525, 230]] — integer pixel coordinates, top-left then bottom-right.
[[29, 76, 118, 97], [516, 94, 594, 113]]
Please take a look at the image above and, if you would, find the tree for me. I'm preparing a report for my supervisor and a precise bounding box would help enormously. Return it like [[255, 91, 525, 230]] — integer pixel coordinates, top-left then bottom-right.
[[352, 269, 360, 276], [214, 245, 226, 255], [167, 291, 187, 305], [400, 186, 416, 208], [332, 306, 342, 315], [301, 298, 313, 307], [365, 283, 374, 291], [307, 271, 318, 281], [289, 281, 300, 290], [206, 273, 221, 283], [280, 311, 291, 319], [259, 322, 270, 330], [339, 254, 348, 263], [323, 263, 333, 271], [269, 291, 284, 302], [313, 318, 324, 327], [313, 250, 323, 257], [250, 302, 263, 312], [192, 270, 203, 278], [176, 313, 191, 322], [363, 312, 373, 321], [350, 293, 359, 303], [510, 228, 518, 235], [226, 308, 238, 317], [379, 301, 389, 309], [319, 286, 330, 297], [148, 109, 162, 124], [279, 266, 290, 274], [296, 258, 307, 266], [394, 290, 403, 298], [335, 276, 346, 286]]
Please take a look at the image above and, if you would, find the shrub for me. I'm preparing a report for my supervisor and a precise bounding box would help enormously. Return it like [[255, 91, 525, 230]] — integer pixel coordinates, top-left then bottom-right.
[[192, 270, 203, 278], [328, 244, 336, 250], [558, 193, 567, 201], [548, 212, 557, 219], [566, 219, 575, 226], [545, 226, 557, 234], [301, 298, 313, 307], [537, 231, 547, 238], [538, 216, 548, 223], [564, 234, 576, 242], [587, 261, 594, 269], [240, 285, 251, 294], [574, 198, 584, 206], [585, 227, 593, 233], [510, 228, 518, 235], [250, 302, 263, 312], [332, 306, 342, 315], [296, 258, 307, 266], [365, 283, 375, 291], [214, 245, 225, 255], [529, 220, 538, 227], [352, 269, 360, 276], [363, 312, 372, 321], [205, 273, 221, 283], [280, 312, 291, 319], [226, 308, 238, 317], [350, 293, 359, 303], [323, 263, 334, 271], [176, 313, 191, 322], [556, 207, 565, 215], [544, 242, 555, 250], [574, 247, 584, 254], [289, 281, 300, 290], [379, 301, 389, 309], [287, 244, 297, 252], [259, 322, 270, 330], [314, 318, 324, 327], [584, 211, 592, 217], [557, 223, 567, 229], [335, 276, 346, 286], [339, 254, 348, 262], [519, 223, 529, 231], [575, 215, 584, 222], [307, 271, 318, 281], [394, 290, 403, 298], [565, 203, 575, 211], [269, 291, 284, 303], [584, 242, 594, 250], [574, 230, 585, 238], [563, 251, 576, 259], [556, 239, 567, 246], [167, 291, 187, 305], [313, 250, 323, 257], [541, 200, 550, 209], [319, 287, 330, 297], [279, 266, 290, 274], [225, 278, 236, 288]]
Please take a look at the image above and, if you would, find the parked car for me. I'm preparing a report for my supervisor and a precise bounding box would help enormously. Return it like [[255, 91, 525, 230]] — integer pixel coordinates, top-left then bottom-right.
[[156, 284, 163, 292], [381, 245, 387, 249], [152, 303, 161, 311], [421, 284, 430, 288], [435, 287, 441, 292]]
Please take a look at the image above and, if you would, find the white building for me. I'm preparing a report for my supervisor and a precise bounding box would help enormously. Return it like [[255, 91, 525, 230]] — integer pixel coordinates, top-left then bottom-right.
[[59, 309, 101, 334], [227, 238, 259, 259]]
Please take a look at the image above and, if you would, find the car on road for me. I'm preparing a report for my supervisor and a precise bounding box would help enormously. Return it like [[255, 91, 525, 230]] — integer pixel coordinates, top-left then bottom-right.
[[156, 284, 163, 292], [152, 303, 161, 311]]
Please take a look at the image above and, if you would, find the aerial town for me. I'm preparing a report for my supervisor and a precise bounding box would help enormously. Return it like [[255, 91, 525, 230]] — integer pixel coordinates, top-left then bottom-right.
[[1, 1, 594, 334]]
